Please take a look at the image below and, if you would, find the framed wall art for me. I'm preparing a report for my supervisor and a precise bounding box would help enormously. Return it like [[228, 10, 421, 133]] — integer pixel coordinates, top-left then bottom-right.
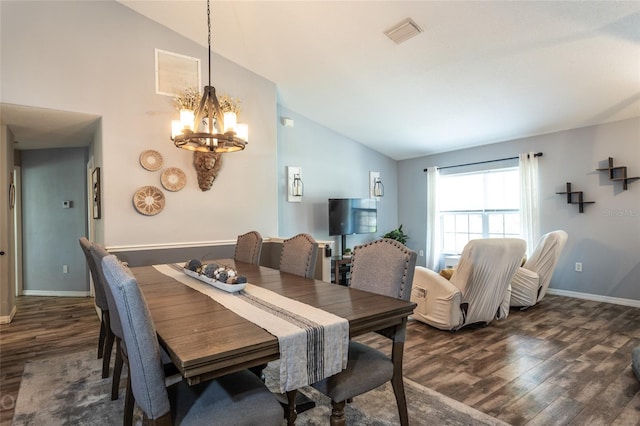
[[92, 167, 101, 219]]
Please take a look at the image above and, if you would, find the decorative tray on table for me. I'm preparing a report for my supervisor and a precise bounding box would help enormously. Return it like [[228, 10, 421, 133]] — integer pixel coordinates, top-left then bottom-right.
[[182, 259, 247, 293]]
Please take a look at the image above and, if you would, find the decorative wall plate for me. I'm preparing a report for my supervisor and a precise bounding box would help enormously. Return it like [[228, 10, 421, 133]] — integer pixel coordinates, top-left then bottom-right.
[[139, 150, 163, 171], [133, 186, 165, 216], [161, 167, 187, 192]]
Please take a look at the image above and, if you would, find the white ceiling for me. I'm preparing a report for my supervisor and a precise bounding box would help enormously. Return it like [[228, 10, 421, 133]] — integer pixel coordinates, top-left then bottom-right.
[[4, 1, 639, 159], [1, 103, 100, 150]]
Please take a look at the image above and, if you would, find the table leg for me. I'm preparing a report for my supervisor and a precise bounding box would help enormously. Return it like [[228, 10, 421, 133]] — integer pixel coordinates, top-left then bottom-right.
[[286, 390, 298, 425]]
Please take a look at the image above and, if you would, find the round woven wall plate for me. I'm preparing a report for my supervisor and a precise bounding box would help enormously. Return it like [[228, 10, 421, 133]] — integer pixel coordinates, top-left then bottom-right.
[[161, 167, 187, 192], [133, 186, 165, 216], [139, 150, 164, 171]]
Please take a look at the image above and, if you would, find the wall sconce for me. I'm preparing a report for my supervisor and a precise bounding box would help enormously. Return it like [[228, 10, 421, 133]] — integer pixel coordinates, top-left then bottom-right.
[[370, 171, 384, 199], [287, 166, 303, 202]]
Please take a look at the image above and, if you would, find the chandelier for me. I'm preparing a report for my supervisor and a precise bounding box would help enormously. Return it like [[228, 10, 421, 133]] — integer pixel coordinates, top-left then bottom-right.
[[170, 0, 248, 153]]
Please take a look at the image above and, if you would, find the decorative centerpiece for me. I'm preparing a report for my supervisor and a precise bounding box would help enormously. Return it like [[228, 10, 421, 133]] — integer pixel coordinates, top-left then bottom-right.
[[183, 259, 247, 292]]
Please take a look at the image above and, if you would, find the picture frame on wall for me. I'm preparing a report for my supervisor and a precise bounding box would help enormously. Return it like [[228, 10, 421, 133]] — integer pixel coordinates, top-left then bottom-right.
[[92, 167, 101, 219]]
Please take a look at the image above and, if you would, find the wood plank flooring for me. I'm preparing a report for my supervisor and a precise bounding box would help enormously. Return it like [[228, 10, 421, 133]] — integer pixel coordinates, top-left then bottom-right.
[[1, 294, 640, 425], [358, 294, 640, 425], [0, 296, 99, 426]]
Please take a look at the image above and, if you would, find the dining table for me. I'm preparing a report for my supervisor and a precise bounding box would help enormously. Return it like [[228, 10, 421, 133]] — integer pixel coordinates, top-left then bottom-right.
[[130, 258, 417, 425]]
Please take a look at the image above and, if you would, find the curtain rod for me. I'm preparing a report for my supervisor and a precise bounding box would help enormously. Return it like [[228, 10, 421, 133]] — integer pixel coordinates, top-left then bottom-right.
[[423, 152, 543, 172]]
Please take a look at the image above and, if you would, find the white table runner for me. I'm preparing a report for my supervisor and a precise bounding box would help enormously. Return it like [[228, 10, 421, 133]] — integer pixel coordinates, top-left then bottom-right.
[[153, 264, 349, 392]]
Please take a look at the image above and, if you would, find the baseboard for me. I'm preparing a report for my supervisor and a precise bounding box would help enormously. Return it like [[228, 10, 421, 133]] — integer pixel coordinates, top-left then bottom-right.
[[22, 290, 91, 297], [0, 304, 17, 324], [547, 288, 640, 308]]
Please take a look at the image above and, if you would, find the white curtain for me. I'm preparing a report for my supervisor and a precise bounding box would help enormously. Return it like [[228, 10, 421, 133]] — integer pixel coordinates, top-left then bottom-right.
[[426, 167, 440, 270], [519, 153, 540, 256]]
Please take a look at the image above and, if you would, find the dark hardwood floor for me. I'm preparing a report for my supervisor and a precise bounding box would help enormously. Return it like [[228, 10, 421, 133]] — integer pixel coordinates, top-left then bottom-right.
[[0, 296, 99, 426], [358, 294, 640, 425], [2, 294, 640, 425]]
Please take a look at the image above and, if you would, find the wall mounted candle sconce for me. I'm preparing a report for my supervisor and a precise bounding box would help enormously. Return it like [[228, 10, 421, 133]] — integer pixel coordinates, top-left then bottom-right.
[[370, 171, 384, 199], [287, 166, 303, 202]]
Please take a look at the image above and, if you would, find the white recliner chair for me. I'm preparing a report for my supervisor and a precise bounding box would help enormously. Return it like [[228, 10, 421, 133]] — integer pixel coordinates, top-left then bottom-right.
[[411, 238, 526, 331], [510, 230, 568, 309]]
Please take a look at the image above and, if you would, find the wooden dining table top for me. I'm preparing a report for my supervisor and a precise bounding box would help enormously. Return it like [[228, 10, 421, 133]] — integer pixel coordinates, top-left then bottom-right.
[[131, 259, 417, 385]]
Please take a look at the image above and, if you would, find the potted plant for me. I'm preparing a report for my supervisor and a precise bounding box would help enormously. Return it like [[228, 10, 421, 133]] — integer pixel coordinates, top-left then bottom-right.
[[383, 224, 409, 245]]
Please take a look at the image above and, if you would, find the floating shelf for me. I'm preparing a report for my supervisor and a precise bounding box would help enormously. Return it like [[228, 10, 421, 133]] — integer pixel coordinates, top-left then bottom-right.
[[596, 157, 639, 190], [555, 182, 594, 213]]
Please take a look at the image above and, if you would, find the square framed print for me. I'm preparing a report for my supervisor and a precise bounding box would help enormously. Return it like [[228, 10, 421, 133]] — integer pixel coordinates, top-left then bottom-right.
[[92, 167, 101, 219]]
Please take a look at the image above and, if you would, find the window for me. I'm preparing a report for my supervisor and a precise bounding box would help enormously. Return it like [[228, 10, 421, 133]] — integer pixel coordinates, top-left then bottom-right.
[[439, 168, 520, 254]]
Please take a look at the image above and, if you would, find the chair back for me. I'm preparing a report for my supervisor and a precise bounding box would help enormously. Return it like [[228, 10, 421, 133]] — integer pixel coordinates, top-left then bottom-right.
[[101, 255, 170, 420], [79, 238, 108, 311], [234, 231, 263, 265], [279, 233, 319, 278], [90, 243, 123, 339], [350, 238, 417, 301], [451, 238, 526, 326], [523, 230, 568, 301]]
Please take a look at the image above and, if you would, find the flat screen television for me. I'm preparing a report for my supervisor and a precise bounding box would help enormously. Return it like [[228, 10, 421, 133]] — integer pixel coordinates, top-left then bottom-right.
[[328, 198, 377, 236]]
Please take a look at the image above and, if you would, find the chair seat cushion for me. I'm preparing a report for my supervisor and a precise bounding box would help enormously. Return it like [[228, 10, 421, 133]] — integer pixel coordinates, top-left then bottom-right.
[[169, 369, 283, 426], [311, 341, 393, 403]]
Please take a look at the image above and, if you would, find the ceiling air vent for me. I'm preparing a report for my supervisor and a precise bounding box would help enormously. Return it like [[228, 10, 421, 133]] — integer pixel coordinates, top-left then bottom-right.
[[384, 18, 423, 44]]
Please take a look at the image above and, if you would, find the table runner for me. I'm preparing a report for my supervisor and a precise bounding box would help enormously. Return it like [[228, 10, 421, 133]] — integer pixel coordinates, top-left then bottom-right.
[[153, 264, 349, 393]]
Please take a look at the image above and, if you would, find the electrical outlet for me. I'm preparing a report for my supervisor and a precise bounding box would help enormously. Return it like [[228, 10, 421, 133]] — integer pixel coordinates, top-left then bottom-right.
[[63, 265, 68, 274], [575, 262, 582, 272], [419, 250, 424, 257]]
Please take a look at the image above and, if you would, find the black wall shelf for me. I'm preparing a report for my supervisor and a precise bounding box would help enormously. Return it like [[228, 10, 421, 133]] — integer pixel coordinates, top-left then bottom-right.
[[556, 182, 594, 213], [596, 157, 639, 190]]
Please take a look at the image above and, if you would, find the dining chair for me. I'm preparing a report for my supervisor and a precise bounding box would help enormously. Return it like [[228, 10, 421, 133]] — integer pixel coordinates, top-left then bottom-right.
[[312, 238, 417, 426], [78, 237, 113, 378], [90, 243, 180, 426], [100, 254, 284, 426], [234, 230, 263, 265], [510, 230, 568, 309], [279, 233, 319, 278]]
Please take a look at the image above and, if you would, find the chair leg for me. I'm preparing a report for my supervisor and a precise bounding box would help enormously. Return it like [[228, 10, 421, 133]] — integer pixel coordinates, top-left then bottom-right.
[[97, 314, 106, 359], [391, 374, 409, 426], [102, 321, 115, 379], [390, 319, 409, 426], [124, 375, 134, 426], [329, 400, 346, 426], [112, 338, 124, 401]]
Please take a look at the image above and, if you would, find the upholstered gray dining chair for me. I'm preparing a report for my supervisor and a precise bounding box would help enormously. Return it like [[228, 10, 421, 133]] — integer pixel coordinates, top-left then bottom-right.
[[89, 245, 130, 406], [91, 243, 179, 426], [312, 238, 418, 426], [78, 237, 113, 378], [234, 230, 263, 265], [279, 233, 319, 278], [100, 254, 284, 426]]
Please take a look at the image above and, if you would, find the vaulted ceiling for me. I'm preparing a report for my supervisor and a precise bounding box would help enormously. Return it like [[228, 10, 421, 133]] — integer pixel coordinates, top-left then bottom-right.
[[5, 1, 639, 159], [119, 1, 640, 160]]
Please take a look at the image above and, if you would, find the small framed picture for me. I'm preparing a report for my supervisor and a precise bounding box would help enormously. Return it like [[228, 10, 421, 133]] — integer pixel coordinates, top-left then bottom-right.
[[92, 167, 101, 219]]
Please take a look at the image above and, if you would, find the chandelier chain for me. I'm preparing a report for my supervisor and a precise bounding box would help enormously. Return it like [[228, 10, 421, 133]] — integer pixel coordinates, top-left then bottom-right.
[[207, 0, 211, 87]]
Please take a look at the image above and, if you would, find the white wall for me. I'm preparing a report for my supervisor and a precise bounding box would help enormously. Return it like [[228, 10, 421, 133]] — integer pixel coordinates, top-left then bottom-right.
[[1, 1, 278, 249], [277, 107, 399, 251], [399, 117, 640, 301]]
